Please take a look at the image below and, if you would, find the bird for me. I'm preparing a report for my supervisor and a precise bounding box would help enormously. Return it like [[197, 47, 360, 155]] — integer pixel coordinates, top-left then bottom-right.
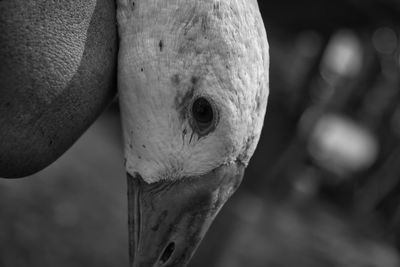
[[0, 0, 269, 266]]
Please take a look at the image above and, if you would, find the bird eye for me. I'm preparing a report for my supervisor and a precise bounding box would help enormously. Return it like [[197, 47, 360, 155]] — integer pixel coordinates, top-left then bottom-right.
[[190, 97, 217, 136]]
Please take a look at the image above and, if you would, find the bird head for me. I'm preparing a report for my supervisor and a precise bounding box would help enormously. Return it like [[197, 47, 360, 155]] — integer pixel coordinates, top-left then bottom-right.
[[117, 0, 269, 266]]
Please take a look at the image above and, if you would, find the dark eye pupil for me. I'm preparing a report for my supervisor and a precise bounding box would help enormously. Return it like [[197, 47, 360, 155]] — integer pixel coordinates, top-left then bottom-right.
[[192, 98, 213, 125]]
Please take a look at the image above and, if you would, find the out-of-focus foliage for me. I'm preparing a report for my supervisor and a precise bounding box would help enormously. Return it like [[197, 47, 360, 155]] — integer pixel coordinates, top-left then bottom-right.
[[1, 1, 400, 266]]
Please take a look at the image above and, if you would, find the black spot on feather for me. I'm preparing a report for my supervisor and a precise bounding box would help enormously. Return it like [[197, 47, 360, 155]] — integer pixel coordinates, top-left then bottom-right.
[[191, 76, 199, 85], [213, 2, 220, 11], [159, 40, 164, 51]]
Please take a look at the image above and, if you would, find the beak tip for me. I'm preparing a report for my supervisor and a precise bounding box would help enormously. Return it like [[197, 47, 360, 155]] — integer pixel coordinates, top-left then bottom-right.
[[127, 163, 245, 267]]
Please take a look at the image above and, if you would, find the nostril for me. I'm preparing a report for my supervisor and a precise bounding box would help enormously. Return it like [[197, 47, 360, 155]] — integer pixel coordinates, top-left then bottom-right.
[[160, 242, 175, 264]]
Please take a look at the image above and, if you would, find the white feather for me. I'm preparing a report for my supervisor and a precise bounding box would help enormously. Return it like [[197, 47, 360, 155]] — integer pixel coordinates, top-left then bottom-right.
[[117, 0, 269, 183]]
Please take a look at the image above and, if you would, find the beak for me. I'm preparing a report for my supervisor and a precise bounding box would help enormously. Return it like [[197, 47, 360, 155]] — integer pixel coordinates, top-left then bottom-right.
[[127, 162, 245, 267]]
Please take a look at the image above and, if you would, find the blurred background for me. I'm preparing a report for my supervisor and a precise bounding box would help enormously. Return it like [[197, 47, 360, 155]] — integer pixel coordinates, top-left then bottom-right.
[[1, 0, 400, 266]]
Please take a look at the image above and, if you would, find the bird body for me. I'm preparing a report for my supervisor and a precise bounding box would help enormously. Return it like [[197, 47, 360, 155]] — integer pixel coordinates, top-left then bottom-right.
[[0, 0, 117, 177], [0, 0, 269, 266]]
